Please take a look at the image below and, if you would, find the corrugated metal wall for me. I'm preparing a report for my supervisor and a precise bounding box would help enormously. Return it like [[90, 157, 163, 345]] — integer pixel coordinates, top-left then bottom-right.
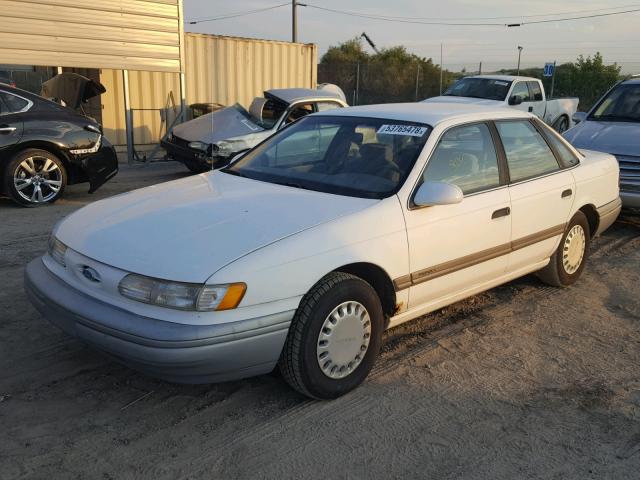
[[0, 0, 182, 72], [101, 69, 181, 146], [100, 34, 318, 147], [185, 33, 317, 108]]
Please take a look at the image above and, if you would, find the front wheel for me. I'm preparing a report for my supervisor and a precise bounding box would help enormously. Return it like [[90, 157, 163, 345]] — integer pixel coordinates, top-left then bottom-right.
[[5, 149, 67, 206], [279, 272, 384, 399], [537, 211, 590, 287]]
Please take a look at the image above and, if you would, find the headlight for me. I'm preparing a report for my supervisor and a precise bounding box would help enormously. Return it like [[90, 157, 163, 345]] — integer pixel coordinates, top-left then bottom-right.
[[118, 274, 246, 311], [188, 141, 208, 151], [47, 236, 67, 267], [214, 139, 249, 156]]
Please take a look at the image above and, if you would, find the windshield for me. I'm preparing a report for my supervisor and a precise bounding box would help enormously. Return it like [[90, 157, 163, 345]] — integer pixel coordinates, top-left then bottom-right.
[[223, 115, 431, 199], [444, 78, 512, 101], [590, 83, 640, 122]]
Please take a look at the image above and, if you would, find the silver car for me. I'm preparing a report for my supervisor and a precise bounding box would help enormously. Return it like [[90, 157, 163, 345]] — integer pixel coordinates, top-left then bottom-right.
[[564, 77, 640, 208]]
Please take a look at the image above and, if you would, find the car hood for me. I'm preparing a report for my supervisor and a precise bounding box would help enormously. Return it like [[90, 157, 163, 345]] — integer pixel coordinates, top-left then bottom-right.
[[172, 105, 265, 143], [423, 96, 503, 107], [55, 172, 375, 283], [563, 120, 640, 157]]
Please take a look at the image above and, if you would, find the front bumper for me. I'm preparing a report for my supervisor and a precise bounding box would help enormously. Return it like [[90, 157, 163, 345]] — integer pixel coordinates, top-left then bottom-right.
[[620, 191, 640, 209], [161, 137, 229, 170], [24, 258, 293, 383]]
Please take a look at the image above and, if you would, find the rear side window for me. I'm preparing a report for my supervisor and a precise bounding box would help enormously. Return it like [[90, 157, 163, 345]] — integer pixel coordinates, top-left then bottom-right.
[[0, 91, 29, 115], [316, 101, 342, 112], [496, 121, 560, 183], [537, 121, 580, 167], [528, 82, 543, 101], [423, 123, 501, 195]]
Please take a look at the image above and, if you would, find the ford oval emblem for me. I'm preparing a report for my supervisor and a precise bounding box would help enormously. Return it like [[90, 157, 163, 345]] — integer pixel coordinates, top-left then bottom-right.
[[82, 266, 101, 283]]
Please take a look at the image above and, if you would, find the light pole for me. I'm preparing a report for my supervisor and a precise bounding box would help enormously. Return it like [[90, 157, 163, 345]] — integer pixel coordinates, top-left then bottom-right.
[[292, 0, 298, 43], [516, 46, 523, 75]]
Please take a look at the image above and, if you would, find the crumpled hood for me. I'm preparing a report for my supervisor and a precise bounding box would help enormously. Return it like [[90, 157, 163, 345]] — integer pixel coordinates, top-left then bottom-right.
[[423, 96, 503, 107], [563, 120, 640, 157], [55, 172, 375, 282], [172, 105, 265, 143]]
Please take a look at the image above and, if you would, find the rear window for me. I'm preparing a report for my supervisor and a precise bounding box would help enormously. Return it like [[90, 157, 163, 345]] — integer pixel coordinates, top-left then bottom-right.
[[443, 78, 512, 101], [224, 115, 432, 199]]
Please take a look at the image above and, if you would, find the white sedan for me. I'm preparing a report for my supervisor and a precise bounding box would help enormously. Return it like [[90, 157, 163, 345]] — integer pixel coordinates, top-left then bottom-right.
[[25, 103, 621, 399]]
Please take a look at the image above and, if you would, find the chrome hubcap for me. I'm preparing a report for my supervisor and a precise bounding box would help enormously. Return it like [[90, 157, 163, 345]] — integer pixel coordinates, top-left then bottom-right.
[[316, 301, 371, 379], [563, 224, 586, 274], [13, 156, 62, 203]]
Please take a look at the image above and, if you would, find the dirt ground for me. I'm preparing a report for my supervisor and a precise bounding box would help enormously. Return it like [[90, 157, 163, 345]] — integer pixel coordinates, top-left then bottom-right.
[[1, 162, 639, 479]]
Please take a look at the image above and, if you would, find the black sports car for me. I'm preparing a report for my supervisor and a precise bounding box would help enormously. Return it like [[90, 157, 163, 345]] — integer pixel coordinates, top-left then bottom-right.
[[0, 74, 118, 206]]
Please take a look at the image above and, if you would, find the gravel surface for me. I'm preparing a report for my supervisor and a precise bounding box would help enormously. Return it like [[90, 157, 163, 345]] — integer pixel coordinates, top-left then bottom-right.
[[1, 162, 639, 479]]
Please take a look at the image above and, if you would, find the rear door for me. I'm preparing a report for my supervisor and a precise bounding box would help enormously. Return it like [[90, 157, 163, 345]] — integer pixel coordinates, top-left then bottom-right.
[[0, 90, 27, 151], [495, 119, 575, 273], [527, 81, 546, 118]]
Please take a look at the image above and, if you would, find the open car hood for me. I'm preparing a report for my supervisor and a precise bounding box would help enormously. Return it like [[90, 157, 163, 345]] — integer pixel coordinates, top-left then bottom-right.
[[172, 104, 266, 143], [41, 73, 106, 110]]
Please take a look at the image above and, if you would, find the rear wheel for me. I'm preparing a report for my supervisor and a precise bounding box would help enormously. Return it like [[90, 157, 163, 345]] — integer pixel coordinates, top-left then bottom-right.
[[554, 116, 569, 133], [279, 272, 384, 399], [537, 211, 590, 287], [4, 149, 66, 206]]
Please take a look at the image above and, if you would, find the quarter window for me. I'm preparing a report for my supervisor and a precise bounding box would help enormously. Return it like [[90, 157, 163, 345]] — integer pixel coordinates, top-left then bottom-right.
[[0, 91, 29, 115], [511, 82, 531, 102], [537, 121, 580, 167], [496, 121, 560, 182], [423, 123, 501, 195]]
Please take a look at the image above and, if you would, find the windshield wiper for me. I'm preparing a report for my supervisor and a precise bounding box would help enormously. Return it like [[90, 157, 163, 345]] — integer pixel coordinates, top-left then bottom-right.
[[275, 180, 306, 190], [221, 168, 248, 178]]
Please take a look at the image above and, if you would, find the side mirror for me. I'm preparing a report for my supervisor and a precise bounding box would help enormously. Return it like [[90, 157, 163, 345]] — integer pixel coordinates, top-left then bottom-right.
[[572, 112, 587, 124], [413, 181, 464, 208], [508, 95, 523, 106]]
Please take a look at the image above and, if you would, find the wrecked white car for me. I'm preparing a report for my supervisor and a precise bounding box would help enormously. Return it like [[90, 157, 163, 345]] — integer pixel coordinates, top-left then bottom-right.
[[162, 86, 348, 173]]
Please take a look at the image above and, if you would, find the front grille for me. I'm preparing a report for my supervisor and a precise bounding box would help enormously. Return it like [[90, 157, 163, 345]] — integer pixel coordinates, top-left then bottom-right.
[[170, 135, 191, 149], [616, 154, 640, 193]]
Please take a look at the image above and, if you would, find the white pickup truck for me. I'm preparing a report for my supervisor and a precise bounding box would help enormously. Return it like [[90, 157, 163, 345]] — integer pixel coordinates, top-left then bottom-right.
[[424, 75, 579, 133]]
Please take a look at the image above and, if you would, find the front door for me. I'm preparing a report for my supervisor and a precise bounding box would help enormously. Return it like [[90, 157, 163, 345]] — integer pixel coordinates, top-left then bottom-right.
[[510, 81, 535, 115], [404, 122, 511, 309], [494, 119, 575, 272]]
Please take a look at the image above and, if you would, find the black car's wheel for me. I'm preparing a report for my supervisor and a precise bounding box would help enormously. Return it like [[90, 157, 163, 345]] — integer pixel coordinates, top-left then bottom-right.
[[4, 149, 67, 206], [279, 272, 384, 399], [185, 163, 209, 174], [537, 211, 590, 287]]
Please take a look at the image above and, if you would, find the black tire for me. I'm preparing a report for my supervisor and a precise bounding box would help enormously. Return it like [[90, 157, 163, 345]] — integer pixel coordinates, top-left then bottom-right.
[[185, 162, 209, 174], [554, 116, 569, 134], [537, 211, 590, 287], [4, 149, 67, 207], [279, 272, 384, 399]]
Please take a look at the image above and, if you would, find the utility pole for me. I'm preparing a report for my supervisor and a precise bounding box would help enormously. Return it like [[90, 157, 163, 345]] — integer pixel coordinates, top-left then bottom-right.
[[478, 61, 482, 75], [516, 45, 523, 75], [439, 43, 443, 95], [292, 0, 297, 43]]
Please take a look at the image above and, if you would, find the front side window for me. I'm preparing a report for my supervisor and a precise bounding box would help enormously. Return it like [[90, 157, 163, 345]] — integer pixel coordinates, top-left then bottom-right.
[[511, 82, 531, 102], [0, 91, 29, 115], [590, 83, 640, 122], [422, 123, 501, 195], [224, 115, 431, 199], [528, 82, 543, 101], [496, 121, 560, 183], [283, 103, 314, 125]]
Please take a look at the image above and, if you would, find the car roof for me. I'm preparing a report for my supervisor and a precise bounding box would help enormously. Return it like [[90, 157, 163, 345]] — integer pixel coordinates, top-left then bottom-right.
[[622, 77, 640, 85], [463, 74, 538, 82], [315, 102, 531, 126], [265, 88, 344, 104]]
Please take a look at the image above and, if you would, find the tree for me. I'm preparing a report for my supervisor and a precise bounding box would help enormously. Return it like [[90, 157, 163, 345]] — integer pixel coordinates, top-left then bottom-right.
[[318, 38, 455, 105]]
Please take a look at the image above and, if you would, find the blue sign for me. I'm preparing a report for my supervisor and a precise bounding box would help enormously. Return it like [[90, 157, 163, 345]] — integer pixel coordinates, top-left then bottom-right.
[[543, 63, 555, 77]]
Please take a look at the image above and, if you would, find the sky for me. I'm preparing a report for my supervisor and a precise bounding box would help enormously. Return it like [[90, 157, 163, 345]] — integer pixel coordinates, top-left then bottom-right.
[[184, 1, 640, 73]]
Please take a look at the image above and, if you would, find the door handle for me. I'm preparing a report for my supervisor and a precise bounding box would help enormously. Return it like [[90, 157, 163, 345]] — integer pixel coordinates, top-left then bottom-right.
[[0, 126, 16, 134], [492, 207, 511, 219], [561, 189, 573, 198]]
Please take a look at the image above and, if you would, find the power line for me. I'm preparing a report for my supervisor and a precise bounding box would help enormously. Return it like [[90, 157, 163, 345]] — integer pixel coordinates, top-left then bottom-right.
[[302, 3, 640, 27], [187, 3, 289, 25]]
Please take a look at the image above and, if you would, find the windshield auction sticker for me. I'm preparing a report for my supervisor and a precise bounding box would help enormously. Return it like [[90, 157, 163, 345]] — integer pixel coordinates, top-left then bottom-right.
[[377, 124, 428, 136]]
